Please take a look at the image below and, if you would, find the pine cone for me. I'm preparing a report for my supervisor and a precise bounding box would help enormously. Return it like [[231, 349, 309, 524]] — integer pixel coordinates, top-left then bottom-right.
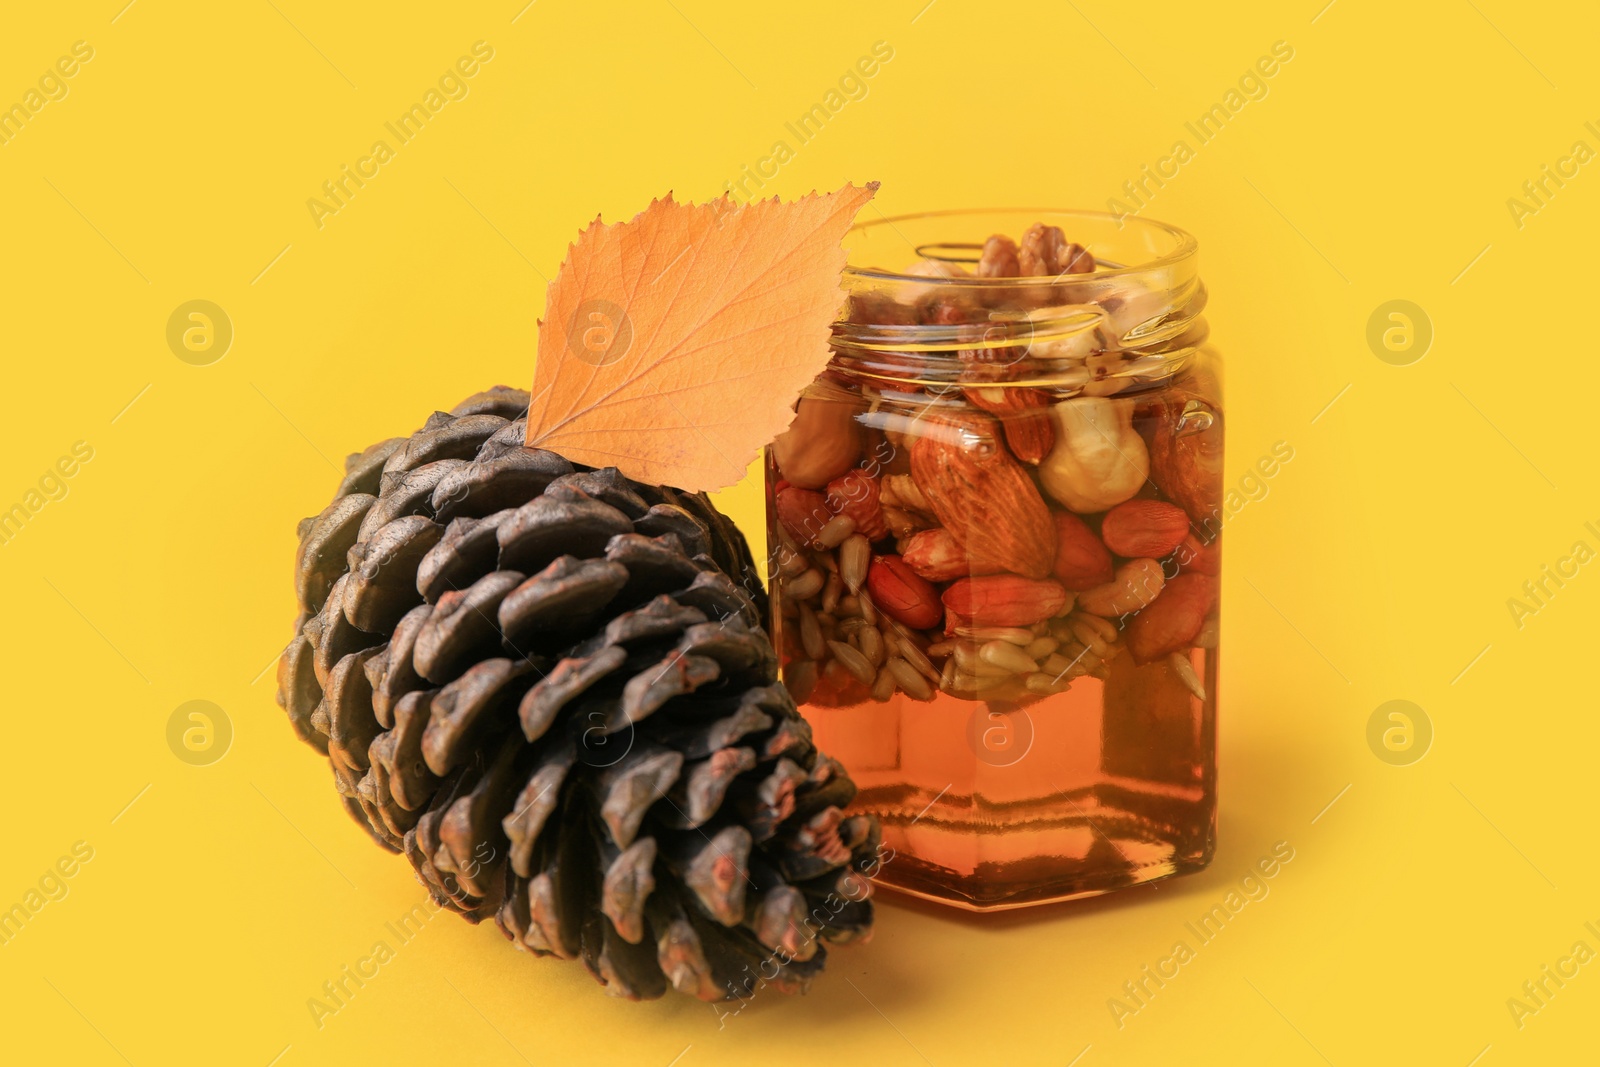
[[276, 386, 879, 1000]]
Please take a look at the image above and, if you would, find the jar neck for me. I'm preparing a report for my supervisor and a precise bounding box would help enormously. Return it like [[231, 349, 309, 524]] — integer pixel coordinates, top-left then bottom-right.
[[829, 209, 1205, 396], [828, 276, 1208, 395]]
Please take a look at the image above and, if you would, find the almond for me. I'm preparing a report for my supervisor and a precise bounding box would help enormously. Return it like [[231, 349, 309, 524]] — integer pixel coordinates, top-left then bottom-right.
[[941, 575, 1070, 628], [909, 413, 1056, 579], [1100, 499, 1190, 559], [1051, 512, 1114, 590], [963, 385, 1056, 465], [901, 528, 1003, 583], [1144, 376, 1224, 523], [1125, 573, 1217, 664], [865, 554, 942, 630]]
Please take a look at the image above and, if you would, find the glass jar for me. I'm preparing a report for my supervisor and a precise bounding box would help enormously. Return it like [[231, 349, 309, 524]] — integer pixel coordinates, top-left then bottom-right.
[[764, 210, 1222, 911]]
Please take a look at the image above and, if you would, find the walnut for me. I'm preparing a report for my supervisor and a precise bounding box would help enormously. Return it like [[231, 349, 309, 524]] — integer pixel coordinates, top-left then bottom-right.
[[1019, 223, 1095, 277], [976, 234, 1020, 277]]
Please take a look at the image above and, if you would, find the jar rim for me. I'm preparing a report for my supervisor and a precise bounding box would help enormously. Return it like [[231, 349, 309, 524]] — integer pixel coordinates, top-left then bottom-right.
[[842, 208, 1198, 285]]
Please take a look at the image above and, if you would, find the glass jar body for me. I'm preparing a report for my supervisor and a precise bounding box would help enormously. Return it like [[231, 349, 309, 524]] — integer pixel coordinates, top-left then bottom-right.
[[764, 210, 1221, 910]]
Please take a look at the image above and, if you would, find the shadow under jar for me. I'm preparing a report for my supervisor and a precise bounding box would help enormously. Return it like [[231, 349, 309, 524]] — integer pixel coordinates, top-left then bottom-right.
[[765, 210, 1223, 911]]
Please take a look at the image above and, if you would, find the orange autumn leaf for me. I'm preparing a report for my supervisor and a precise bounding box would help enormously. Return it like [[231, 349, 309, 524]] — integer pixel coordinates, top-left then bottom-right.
[[525, 183, 878, 493]]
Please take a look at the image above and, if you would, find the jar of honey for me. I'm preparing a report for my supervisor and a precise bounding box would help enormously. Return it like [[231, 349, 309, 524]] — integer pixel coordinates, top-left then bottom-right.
[[766, 210, 1221, 910]]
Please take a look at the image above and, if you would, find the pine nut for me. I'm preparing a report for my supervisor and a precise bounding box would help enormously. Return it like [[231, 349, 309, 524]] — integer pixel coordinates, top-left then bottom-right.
[[950, 641, 981, 673], [1071, 618, 1111, 658], [1024, 637, 1058, 661], [1076, 612, 1119, 643], [979, 640, 1038, 675], [954, 643, 1013, 678], [1040, 652, 1077, 678], [955, 626, 1035, 646], [1025, 672, 1070, 695]]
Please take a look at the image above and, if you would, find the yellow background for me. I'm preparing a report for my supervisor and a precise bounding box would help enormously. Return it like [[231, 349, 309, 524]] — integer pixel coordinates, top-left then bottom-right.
[[3, 1, 1596, 1063]]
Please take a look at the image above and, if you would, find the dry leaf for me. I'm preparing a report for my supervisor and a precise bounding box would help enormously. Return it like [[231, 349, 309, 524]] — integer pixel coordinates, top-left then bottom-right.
[[525, 183, 878, 493]]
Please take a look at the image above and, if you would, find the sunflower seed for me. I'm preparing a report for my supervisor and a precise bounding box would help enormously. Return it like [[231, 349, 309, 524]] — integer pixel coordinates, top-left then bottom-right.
[[1169, 651, 1206, 700], [858, 626, 885, 668], [840, 535, 871, 594], [798, 602, 825, 660], [778, 547, 809, 578], [816, 515, 857, 549], [821, 571, 843, 615], [857, 591, 878, 626], [827, 640, 877, 686], [888, 657, 934, 701], [895, 633, 940, 683], [786, 568, 824, 601]]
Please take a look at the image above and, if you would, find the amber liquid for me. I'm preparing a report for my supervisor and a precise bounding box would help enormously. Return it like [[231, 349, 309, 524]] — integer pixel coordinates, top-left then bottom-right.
[[779, 612, 1217, 910]]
